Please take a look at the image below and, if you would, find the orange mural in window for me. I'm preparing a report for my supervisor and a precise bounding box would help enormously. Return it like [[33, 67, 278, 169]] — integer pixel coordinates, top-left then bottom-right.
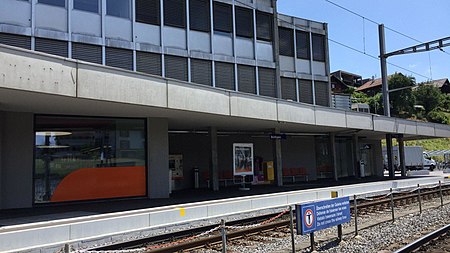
[[50, 166, 146, 202]]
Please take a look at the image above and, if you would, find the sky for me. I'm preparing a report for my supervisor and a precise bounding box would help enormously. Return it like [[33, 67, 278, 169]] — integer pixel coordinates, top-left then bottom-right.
[[277, 0, 450, 83]]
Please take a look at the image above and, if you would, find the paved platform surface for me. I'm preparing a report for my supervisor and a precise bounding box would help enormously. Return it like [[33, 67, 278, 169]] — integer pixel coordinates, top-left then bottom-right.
[[1, 172, 448, 227]]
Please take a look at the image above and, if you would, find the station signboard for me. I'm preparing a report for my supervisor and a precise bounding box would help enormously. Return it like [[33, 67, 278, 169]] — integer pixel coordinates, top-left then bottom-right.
[[296, 197, 351, 235]]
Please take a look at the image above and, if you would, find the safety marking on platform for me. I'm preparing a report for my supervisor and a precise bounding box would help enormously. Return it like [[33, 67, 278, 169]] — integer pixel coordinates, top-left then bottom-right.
[[179, 208, 185, 217]]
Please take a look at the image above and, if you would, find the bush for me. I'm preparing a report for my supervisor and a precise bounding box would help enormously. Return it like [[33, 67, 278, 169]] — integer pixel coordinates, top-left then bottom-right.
[[427, 110, 450, 124]]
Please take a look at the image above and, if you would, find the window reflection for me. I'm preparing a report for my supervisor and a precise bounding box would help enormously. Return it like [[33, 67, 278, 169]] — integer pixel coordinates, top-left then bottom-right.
[[34, 116, 146, 203]]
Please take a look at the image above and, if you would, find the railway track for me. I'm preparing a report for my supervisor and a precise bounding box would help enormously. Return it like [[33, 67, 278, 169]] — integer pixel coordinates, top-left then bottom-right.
[[86, 184, 450, 253], [394, 224, 450, 253]]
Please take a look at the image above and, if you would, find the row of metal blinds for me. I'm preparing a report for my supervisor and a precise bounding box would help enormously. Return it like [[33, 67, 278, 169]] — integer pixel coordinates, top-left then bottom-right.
[[0, 33, 31, 50], [279, 27, 325, 62], [281, 78, 329, 106]]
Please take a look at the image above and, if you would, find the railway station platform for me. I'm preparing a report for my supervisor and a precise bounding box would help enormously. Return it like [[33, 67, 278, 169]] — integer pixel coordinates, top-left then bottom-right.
[[0, 174, 449, 252]]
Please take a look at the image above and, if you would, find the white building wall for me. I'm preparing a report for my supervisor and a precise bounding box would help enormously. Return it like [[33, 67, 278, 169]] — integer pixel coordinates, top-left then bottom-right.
[[35, 4, 67, 32], [72, 10, 101, 37], [0, 0, 31, 27], [105, 16, 132, 41]]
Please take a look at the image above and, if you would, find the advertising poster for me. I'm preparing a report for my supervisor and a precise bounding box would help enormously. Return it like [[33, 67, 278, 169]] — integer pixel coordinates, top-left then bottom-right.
[[233, 143, 254, 176]]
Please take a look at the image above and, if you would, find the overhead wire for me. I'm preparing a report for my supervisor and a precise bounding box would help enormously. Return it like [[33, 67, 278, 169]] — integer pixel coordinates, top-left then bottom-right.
[[324, 0, 450, 56], [234, 0, 431, 79]]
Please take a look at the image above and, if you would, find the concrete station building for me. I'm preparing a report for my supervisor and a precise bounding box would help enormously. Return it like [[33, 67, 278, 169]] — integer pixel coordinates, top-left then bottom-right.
[[0, 0, 449, 211]]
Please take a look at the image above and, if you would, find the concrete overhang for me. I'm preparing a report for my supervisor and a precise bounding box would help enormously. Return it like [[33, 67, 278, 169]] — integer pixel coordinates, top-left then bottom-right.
[[0, 44, 449, 140]]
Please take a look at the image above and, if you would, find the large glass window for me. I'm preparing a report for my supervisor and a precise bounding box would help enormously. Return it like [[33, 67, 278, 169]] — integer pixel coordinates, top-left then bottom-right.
[[256, 11, 272, 41], [213, 2, 232, 33], [136, 0, 160, 25], [296, 30, 310, 60], [164, 0, 186, 28], [38, 0, 65, 8], [312, 33, 326, 62], [235, 6, 253, 38], [106, 0, 130, 19], [74, 0, 99, 13], [34, 116, 146, 203], [189, 0, 210, 32], [279, 27, 294, 56]]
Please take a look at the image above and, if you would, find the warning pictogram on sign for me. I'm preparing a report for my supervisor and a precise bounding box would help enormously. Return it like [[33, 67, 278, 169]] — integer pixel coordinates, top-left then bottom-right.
[[304, 209, 314, 228]]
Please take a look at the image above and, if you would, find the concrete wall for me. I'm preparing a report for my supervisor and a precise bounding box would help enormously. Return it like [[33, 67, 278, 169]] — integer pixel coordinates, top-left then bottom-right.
[[147, 118, 169, 198], [0, 111, 34, 209]]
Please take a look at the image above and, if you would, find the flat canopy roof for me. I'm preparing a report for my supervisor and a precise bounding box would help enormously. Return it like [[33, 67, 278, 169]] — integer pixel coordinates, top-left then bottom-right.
[[0, 44, 449, 140]]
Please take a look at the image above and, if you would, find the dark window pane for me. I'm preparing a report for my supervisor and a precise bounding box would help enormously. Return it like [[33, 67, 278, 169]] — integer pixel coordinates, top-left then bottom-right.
[[296, 30, 310, 59], [38, 0, 65, 7], [279, 27, 294, 56], [312, 34, 325, 61], [299, 79, 313, 104], [189, 0, 210, 32], [164, 0, 186, 28], [165, 55, 188, 81], [258, 67, 276, 97], [34, 116, 146, 203], [136, 51, 162, 76], [191, 59, 212, 86], [256, 11, 272, 41], [136, 0, 160, 25], [237, 65, 256, 94], [281, 77, 297, 101], [72, 42, 102, 64], [105, 47, 133, 70], [0, 33, 31, 49], [235, 7, 253, 38], [215, 62, 235, 90], [74, 0, 98, 13], [35, 38, 68, 57], [106, 0, 130, 19], [315, 81, 330, 106], [213, 2, 232, 33]]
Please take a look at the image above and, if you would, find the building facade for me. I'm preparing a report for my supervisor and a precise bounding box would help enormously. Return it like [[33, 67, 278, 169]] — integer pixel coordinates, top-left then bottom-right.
[[0, 0, 449, 210]]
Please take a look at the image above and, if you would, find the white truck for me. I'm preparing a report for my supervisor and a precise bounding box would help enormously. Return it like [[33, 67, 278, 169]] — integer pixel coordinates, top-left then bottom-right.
[[383, 146, 436, 171]]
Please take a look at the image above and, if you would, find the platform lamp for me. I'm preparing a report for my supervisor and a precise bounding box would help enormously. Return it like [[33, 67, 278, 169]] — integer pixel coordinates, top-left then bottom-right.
[[35, 131, 71, 201]]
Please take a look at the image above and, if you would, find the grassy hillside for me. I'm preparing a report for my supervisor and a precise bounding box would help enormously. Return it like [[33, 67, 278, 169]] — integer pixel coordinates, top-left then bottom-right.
[[382, 138, 449, 151]]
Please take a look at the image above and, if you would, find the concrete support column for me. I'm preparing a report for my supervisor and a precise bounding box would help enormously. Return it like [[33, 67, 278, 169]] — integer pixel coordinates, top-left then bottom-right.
[[0, 112, 3, 209], [330, 133, 338, 181], [398, 135, 406, 177], [272, 128, 283, 186], [209, 127, 219, 191], [352, 135, 360, 178], [2, 112, 33, 209], [385, 134, 394, 179], [147, 118, 169, 198]]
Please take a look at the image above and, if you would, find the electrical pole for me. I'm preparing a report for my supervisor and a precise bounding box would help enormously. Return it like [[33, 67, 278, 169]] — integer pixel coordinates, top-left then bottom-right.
[[379, 24, 394, 179]]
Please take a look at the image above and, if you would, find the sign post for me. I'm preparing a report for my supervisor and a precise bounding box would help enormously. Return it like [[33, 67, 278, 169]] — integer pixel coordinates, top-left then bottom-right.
[[296, 196, 351, 249]]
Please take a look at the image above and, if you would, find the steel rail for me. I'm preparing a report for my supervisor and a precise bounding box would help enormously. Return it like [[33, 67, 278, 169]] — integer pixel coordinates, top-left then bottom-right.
[[393, 223, 450, 253]]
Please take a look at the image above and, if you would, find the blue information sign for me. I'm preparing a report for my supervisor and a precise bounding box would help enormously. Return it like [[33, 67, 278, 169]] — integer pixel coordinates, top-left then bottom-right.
[[296, 196, 351, 235]]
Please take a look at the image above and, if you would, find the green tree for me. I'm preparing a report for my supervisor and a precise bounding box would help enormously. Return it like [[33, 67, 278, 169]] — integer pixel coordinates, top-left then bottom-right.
[[388, 73, 416, 118], [352, 91, 384, 115], [413, 84, 443, 114]]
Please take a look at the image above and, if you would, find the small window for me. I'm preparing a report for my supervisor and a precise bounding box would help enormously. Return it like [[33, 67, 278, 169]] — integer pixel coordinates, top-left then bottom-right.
[[106, 0, 130, 19], [279, 27, 294, 57], [213, 2, 232, 33], [38, 0, 65, 8], [256, 11, 272, 41], [296, 30, 310, 60], [164, 0, 186, 28], [235, 7, 253, 38], [312, 34, 325, 62], [74, 0, 98, 13], [189, 0, 210, 32], [136, 0, 160, 25]]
